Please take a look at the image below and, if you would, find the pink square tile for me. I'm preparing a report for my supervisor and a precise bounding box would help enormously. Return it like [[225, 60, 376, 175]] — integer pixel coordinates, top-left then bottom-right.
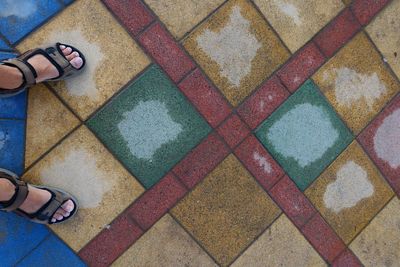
[[234, 135, 284, 190], [179, 68, 232, 128], [237, 76, 289, 129], [217, 114, 251, 149], [351, 0, 390, 25]]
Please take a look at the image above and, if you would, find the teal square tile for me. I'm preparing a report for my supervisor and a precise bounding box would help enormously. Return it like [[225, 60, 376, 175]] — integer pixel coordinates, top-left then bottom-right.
[[88, 65, 211, 188], [256, 80, 353, 191]]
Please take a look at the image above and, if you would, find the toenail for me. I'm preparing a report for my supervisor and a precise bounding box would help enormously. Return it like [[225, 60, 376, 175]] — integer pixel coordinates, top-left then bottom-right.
[[60, 45, 66, 49]]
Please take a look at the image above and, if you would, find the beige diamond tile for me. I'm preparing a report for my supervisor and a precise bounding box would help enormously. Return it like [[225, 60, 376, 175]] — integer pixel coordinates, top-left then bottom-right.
[[23, 126, 144, 251], [17, 0, 150, 120]]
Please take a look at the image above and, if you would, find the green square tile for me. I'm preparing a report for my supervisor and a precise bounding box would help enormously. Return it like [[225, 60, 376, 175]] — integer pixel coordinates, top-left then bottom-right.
[[256, 80, 353, 191], [87, 65, 211, 188]]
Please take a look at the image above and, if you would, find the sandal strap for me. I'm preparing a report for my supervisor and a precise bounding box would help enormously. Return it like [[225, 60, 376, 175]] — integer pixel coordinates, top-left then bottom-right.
[[2, 57, 37, 86], [0, 173, 29, 212]]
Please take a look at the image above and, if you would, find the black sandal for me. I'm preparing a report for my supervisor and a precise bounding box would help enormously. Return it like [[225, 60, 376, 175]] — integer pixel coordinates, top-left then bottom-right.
[[0, 42, 86, 98], [0, 168, 79, 224]]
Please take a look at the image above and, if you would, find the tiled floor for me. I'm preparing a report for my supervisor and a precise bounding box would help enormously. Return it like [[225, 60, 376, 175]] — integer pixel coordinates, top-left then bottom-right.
[[0, 0, 399, 266]]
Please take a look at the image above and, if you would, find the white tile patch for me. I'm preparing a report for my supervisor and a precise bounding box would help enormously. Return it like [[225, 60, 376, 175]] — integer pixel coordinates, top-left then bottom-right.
[[253, 151, 272, 173], [267, 103, 339, 168], [118, 100, 183, 161], [374, 108, 400, 169], [0, 0, 37, 18], [324, 161, 374, 213], [276, 1, 302, 26], [329, 68, 387, 110], [40, 148, 110, 209], [0, 130, 9, 151], [44, 29, 105, 99], [196, 6, 261, 87]]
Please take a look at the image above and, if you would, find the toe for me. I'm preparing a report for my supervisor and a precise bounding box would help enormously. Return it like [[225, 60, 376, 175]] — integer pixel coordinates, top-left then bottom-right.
[[66, 51, 79, 61], [70, 57, 83, 69], [61, 200, 75, 213], [62, 47, 72, 56], [53, 212, 64, 221]]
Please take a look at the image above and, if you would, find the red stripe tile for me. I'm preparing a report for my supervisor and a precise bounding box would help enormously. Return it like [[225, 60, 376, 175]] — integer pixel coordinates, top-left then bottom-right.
[[179, 68, 231, 128], [269, 175, 316, 227], [277, 42, 326, 92], [301, 213, 346, 263], [102, 0, 154, 36], [127, 173, 187, 230], [234, 135, 284, 190], [217, 114, 250, 149], [314, 8, 361, 58], [332, 249, 363, 267], [79, 214, 143, 267], [138, 22, 195, 83], [237, 76, 289, 129], [173, 132, 230, 189], [351, 0, 390, 25]]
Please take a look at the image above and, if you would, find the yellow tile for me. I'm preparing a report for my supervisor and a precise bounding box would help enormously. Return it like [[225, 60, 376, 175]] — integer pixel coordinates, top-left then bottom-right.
[[25, 84, 80, 168], [367, 0, 400, 80], [313, 33, 400, 134], [305, 141, 394, 244], [144, 0, 225, 39], [172, 154, 281, 266], [350, 197, 400, 267], [232, 215, 326, 267], [113, 214, 217, 267], [17, 0, 150, 120], [253, 0, 343, 52], [183, 0, 289, 106], [23, 126, 144, 251]]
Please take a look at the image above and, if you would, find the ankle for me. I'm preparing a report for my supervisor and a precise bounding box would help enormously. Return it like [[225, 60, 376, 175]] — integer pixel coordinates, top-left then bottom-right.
[[0, 179, 16, 202], [0, 65, 24, 90]]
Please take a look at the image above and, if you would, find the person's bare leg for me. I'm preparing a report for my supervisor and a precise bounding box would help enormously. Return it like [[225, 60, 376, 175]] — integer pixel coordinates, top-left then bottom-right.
[[0, 46, 83, 223]]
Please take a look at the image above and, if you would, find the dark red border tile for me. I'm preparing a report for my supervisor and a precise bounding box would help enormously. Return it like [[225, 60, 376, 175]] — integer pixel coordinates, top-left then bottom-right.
[[301, 213, 346, 263], [217, 114, 250, 149], [173, 132, 230, 189], [277, 42, 326, 92], [126, 173, 187, 230], [269, 175, 316, 227], [234, 135, 284, 190], [332, 249, 363, 267], [179, 68, 232, 128], [237, 76, 289, 129], [358, 94, 400, 196], [351, 0, 390, 25], [314, 8, 361, 58], [79, 214, 143, 267], [102, 0, 154, 36], [138, 22, 195, 82]]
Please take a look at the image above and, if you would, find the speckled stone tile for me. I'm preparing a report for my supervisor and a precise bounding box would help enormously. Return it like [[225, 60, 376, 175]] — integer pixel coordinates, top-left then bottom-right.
[[25, 84, 80, 168], [313, 32, 400, 134], [87, 65, 211, 189], [16, 0, 150, 120], [183, 0, 289, 106], [144, 0, 225, 39], [172, 154, 281, 266], [350, 197, 400, 267], [305, 141, 393, 244], [367, 0, 400, 80], [232, 215, 326, 267], [256, 80, 353, 191], [112, 214, 217, 267], [23, 126, 144, 251], [253, 0, 344, 52]]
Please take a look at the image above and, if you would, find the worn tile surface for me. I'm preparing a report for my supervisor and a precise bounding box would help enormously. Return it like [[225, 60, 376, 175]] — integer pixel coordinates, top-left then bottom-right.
[[88, 65, 210, 189], [184, 0, 289, 106], [23, 126, 144, 251], [253, 0, 344, 52], [144, 0, 225, 39], [256, 80, 353, 191], [172, 155, 281, 266], [113, 214, 217, 267], [350, 197, 400, 267], [305, 141, 394, 244], [232, 215, 326, 267], [16, 0, 150, 119], [25, 84, 80, 168], [314, 32, 400, 134]]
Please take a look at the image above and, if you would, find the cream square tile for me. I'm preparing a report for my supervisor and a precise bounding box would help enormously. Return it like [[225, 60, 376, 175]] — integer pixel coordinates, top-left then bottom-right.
[[17, 0, 150, 119], [23, 126, 144, 251]]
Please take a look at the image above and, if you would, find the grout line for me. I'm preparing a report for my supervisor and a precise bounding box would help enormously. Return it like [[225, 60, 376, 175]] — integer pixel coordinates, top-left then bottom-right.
[[12, 233, 52, 267]]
